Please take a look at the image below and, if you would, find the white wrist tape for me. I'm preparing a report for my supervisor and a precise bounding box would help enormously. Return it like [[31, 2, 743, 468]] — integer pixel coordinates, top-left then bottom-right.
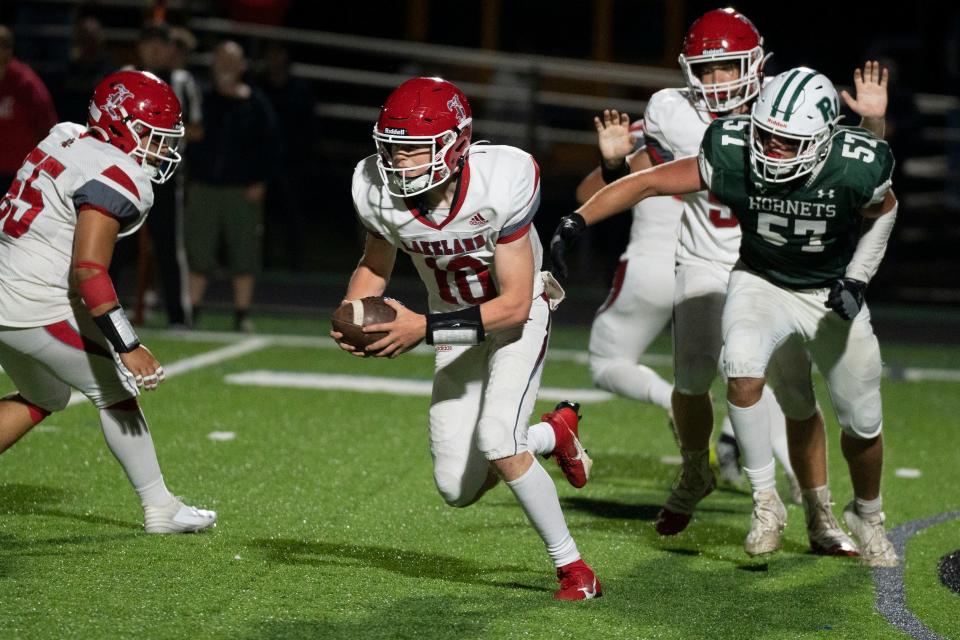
[[845, 202, 897, 283]]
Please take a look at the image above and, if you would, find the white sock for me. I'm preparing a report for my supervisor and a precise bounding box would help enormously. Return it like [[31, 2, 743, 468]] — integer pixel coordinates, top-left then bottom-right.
[[99, 406, 173, 508], [759, 386, 797, 479], [526, 422, 555, 456], [593, 359, 673, 411], [720, 414, 735, 438], [727, 398, 774, 473], [855, 495, 883, 516], [506, 459, 580, 567], [743, 459, 777, 493]]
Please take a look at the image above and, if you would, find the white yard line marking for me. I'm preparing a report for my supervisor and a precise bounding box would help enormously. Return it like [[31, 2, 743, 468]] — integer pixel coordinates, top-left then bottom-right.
[[65, 337, 271, 407], [143, 328, 960, 382], [894, 468, 922, 479], [224, 370, 616, 403]]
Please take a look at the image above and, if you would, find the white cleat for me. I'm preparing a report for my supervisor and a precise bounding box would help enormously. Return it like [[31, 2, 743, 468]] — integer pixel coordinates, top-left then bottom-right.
[[144, 496, 217, 534], [715, 434, 743, 488], [842, 501, 899, 567], [744, 488, 787, 556], [802, 488, 859, 557]]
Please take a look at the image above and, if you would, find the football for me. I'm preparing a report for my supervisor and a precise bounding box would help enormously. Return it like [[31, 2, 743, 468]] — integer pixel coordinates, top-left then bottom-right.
[[330, 296, 397, 350]]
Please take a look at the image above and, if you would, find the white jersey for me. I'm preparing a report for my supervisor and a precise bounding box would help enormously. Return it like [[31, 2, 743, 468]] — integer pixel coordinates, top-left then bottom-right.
[[623, 119, 683, 259], [0, 122, 154, 327], [352, 144, 543, 313], [643, 88, 740, 267]]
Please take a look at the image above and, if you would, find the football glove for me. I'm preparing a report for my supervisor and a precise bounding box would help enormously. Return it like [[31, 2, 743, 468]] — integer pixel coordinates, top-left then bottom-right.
[[549, 213, 586, 279], [825, 278, 867, 320]]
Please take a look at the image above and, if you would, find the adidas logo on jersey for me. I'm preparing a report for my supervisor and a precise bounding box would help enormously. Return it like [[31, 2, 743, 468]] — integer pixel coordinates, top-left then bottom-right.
[[468, 212, 487, 226]]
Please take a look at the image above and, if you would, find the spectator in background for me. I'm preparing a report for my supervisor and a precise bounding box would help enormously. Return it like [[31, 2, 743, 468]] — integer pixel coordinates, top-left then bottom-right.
[[258, 42, 311, 270], [0, 25, 58, 190], [169, 26, 198, 74], [127, 22, 202, 328], [49, 17, 113, 123], [187, 40, 279, 332]]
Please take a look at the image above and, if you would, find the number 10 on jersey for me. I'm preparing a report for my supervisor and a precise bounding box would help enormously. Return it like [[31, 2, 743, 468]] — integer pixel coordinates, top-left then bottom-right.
[[424, 255, 497, 306]]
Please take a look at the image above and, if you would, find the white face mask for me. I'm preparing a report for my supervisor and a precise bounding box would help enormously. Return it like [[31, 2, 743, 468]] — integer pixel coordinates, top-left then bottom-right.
[[130, 120, 184, 184], [373, 125, 468, 198]]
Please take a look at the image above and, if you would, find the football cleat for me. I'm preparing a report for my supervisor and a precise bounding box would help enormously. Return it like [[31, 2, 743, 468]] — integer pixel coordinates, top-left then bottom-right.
[[744, 488, 787, 556], [803, 488, 859, 557], [144, 496, 217, 534], [554, 559, 602, 601], [655, 449, 716, 536], [542, 401, 592, 489], [842, 501, 899, 567]]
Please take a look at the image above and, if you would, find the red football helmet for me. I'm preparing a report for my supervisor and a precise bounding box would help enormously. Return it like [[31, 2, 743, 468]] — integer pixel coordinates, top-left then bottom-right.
[[87, 70, 184, 184], [678, 8, 766, 113], [373, 77, 473, 198]]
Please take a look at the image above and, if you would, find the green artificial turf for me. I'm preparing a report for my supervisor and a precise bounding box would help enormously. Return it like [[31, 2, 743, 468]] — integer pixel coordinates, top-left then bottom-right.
[[1, 319, 957, 639]]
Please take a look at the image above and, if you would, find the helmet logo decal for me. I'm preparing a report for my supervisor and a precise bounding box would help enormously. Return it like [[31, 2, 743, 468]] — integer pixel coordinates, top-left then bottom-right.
[[103, 84, 134, 120], [816, 96, 837, 122], [383, 127, 407, 135], [447, 94, 466, 124]]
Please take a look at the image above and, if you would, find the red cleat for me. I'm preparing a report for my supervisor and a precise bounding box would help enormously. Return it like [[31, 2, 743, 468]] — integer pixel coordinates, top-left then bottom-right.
[[541, 401, 592, 488], [654, 508, 693, 536], [554, 559, 602, 601]]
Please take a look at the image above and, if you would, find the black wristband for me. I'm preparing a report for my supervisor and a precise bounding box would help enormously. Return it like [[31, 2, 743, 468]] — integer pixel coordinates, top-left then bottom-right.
[[600, 159, 630, 184], [93, 306, 141, 353], [426, 305, 485, 345]]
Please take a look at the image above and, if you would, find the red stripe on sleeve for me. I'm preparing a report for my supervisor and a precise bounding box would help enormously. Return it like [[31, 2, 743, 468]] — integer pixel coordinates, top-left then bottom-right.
[[101, 165, 140, 200], [497, 223, 531, 244]]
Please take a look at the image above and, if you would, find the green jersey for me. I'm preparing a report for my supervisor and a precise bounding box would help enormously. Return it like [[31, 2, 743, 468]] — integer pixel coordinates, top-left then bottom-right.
[[698, 116, 894, 288]]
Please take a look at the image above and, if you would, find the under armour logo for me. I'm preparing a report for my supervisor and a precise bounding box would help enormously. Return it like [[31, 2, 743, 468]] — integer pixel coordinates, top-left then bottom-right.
[[817, 188, 835, 199], [103, 84, 134, 120], [447, 94, 467, 124], [468, 212, 487, 226]]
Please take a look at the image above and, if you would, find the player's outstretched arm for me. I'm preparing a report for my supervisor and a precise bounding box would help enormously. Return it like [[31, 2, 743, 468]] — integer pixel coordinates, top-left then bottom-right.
[[841, 60, 888, 138], [332, 233, 398, 356], [575, 109, 652, 203], [551, 156, 703, 277], [73, 208, 164, 390]]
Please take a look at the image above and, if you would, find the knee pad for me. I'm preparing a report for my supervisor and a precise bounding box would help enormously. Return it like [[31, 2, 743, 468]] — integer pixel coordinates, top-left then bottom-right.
[[673, 353, 718, 395], [588, 354, 619, 392], [26, 386, 71, 414], [836, 389, 883, 439], [433, 468, 497, 508]]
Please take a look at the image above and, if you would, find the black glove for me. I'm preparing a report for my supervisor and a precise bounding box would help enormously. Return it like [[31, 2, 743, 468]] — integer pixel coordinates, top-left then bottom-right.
[[825, 278, 867, 320], [549, 213, 586, 278]]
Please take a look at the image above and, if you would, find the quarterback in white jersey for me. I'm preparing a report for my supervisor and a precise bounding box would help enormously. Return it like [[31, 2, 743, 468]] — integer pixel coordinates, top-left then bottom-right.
[[0, 70, 215, 534], [334, 77, 600, 600]]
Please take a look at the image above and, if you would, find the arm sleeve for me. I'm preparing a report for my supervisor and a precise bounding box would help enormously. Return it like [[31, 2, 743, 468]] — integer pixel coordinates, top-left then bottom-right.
[[497, 156, 540, 244], [640, 96, 675, 165]]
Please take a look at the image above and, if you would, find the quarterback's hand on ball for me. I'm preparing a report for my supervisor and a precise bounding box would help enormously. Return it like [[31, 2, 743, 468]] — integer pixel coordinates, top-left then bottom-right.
[[826, 278, 867, 320], [329, 329, 367, 357], [120, 345, 165, 391], [549, 213, 586, 279], [364, 299, 425, 358], [594, 109, 635, 166]]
